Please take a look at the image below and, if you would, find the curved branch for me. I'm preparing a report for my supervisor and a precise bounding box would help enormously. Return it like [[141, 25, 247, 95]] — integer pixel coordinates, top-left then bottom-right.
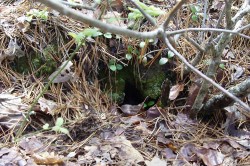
[[36, 0, 160, 39], [167, 28, 250, 40], [59, 0, 95, 10], [160, 32, 250, 113], [201, 78, 250, 118]]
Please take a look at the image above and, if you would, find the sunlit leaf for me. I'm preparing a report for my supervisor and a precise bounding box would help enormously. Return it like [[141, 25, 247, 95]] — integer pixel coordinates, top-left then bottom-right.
[[52, 126, 60, 132], [104, 32, 112, 38], [55, 117, 64, 127], [139, 42, 145, 48], [125, 54, 133, 60], [109, 64, 117, 71], [159, 57, 168, 65], [59, 127, 69, 135], [219, 63, 225, 69], [191, 14, 198, 21], [142, 56, 147, 65], [168, 51, 175, 58], [82, 28, 102, 37], [94, 0, 101, 4], [43, 123, 49, 130]]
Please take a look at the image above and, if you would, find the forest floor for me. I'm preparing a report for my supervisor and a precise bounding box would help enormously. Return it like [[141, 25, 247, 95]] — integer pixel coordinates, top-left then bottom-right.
[[0, 0, 249, 165]]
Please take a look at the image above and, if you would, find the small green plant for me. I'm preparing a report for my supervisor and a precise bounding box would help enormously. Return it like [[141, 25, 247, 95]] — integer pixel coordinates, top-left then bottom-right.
[[159, 57, 168, 65], [43, 117, 69, 135], [128, 0, 164, 20], [189, 5, 205, 22], [69, 28, 113, 45], [158, 51, 175, 65], [168, 51, 175, 58], [219, 63, 225, 69], [26, 9, 49, 22], [125, 54, 133, 60], [108, 59, 123, 71], [143, 100, 155, 108], [139, 41, 146, 48]]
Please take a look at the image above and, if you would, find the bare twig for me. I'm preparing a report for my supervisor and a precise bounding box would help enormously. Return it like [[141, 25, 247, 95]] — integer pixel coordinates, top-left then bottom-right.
[[128, 0, 156, 26], [184, 36, 205, 52], [191, 0, 233, 114], [201, 78, 250, 118], [199, 0, 208, 42], [167, 28, 250, 40], [162, 0, 187, 29], [160, 32, 250, 113], [59, 0, 95, 10], [207, 6, 226, 43], [36, 0, 160, 39], [236, 23, 250, 32], [225, 0, 233, 29]]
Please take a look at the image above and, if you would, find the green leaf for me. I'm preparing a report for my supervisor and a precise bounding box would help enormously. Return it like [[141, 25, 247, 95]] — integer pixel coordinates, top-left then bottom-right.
[[191, 14, 198, 21], [147, 101, 155, 107], [142, 56, 147, 65], [68, 32, 85, 45], [43, 123, 49, 130], [168, 51, 175, 58], [26, 16, 33, 22], [68, 32, 77, 39], [109, 59, 116, 65], [94, 0, 101, 4], [104, 32, 112, 38], [125, 54, 133, 60], [159, 57, 168, 65], [59, 127, 69, 135], [109, 65, 117, 71], [127, 45, 133, 53], [55, 117, 64, 127], [116, 64, 123, 70], [82, 28, 102, 37], [139, 42, 145, 48], [190, 5, 200, 14], [148, 39, 154, 43], [219, 63, 225, 69], [52, 126, 60, 132]]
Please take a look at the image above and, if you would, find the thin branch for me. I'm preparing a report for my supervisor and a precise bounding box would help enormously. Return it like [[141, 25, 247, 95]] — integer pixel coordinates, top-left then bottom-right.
[[59, 0, 95, 10], [232, 0, 250, 23], [160, 31, 250, 113], [36, 0, 160, 39], [236, 23, 250, 32], [167, 28, 250, 40], [191, 44, 221, 114], [199, 0, 209, 42], [128, 0, 156, 26], [207, 6, 226, 43], [201, 78, 250, 118], [225, 0, 233, 29], [162, 0, 187, 29], [184, 35, 204, 52]]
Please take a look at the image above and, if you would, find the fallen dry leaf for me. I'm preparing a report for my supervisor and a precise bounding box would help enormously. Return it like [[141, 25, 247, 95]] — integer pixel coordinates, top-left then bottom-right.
[[145, 156, 167, 166], [38, 97, 58, 115], [196, 148, 225, 166], [32, 151, 64, 165], [169, 83, 184, 100], [49, 61, 77, 83], [0, 93, 28, 129], [19, 136, 44, 154]]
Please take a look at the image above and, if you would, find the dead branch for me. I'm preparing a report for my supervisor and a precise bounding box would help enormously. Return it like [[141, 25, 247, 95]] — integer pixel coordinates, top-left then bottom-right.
[[201, 78, 250, 118]]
